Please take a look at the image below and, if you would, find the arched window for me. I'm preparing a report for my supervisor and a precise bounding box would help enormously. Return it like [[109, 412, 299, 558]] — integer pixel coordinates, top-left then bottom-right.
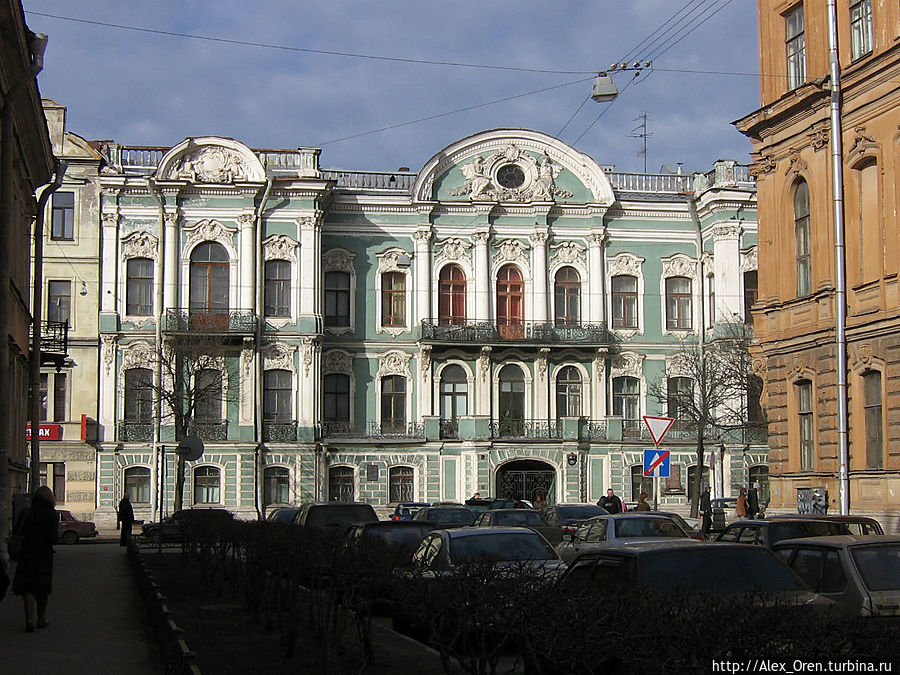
[[193, 466, 221, 504], [556, 366, 582, 418], [189, 242, 229, 314], [263, 466, 290, 506], [324, 271, 351, 327], [389, 466, 414, 503], [498, 364, 525, 436], [328, 466, 354, 502], [263, 370, 292, 422], [554, 266, 580, 327], [497, 265, 524, 339], [440, 365, 467, 439], [381, 375, 406, 433], [748, 465, 769, 506], [126, 258, 154, 316], [665, 277, 692, 330], [863, 370, 883, 469], [438, 265, 466, 325], [264, 260, 291, 317], [611, 275, 638, 329], [124, 466, 151, 504], [794, 180, 811, 297]]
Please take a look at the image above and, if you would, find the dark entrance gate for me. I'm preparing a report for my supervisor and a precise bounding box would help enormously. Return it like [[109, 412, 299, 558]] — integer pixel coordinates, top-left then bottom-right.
[[496, 459, 555, 504]]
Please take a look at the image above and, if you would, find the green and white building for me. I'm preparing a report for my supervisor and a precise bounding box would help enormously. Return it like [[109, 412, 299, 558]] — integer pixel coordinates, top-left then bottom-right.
[[90, 128, 763, 524]]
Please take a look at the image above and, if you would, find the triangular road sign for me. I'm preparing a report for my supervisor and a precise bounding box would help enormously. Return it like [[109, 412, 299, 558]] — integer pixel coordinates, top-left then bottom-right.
[[643, 415, 675, 446]]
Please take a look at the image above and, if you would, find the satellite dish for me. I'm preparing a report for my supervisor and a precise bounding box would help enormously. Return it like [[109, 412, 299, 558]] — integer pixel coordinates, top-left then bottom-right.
[[177, 436, 204, 462]]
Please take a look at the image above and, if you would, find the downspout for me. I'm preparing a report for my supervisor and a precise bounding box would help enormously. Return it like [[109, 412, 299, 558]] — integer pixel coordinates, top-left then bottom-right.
[[254, 177, 274, 519], [146, 178, 165, 521], [687, 195, 708, 516], [826, 0, 850, 516], [0, 32, 49, 559], [29, 159, 68, 490]]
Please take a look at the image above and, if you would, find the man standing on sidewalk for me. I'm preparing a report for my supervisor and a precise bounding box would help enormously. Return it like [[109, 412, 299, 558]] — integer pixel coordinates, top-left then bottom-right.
[[117, 493, 134, 547], [598, 488, 624, 513]]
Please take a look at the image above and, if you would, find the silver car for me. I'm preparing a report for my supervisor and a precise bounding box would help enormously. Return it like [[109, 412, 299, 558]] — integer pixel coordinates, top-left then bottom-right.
[[772, 535, 900, 617], [556, 513, 696, 564]]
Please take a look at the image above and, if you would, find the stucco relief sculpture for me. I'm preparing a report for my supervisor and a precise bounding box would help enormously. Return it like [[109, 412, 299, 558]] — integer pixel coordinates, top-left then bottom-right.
[[608, 252, 644, 277], [492, 238, 530, 267], [448, 146, 572, 202], [551, 241, 586, 266], [170, 146, 247, 183], [121, 231, 159, 260], [263, 234, 298, 263], [183, 219, 237, 257], [378, 351, 412, 378], [662, 254, 697, 279], [323, 350, 353, 375], [262, 341, 296, 373], [101, 334, 117, 376], [434, 238, 472, 267], [610, 351, 644, 379], [323, 248, 355, 274]]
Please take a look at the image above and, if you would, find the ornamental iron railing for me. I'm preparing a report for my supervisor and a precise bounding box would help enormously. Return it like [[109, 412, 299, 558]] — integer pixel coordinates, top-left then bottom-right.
[[164, 309, 257, 334], [490, 419, 563, 440], [191, 420, 228, 442], [263, 421, 298, 442], [584, 420, 608, 440], [321, 420, 425, 439], [439, 419, 459, 439], [118, 421, 153, 442], [421, 320, 612, 346]]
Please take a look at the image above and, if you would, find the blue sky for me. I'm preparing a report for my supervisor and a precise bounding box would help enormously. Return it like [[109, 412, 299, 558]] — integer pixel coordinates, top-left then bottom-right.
[[25, 1, 760, 174]]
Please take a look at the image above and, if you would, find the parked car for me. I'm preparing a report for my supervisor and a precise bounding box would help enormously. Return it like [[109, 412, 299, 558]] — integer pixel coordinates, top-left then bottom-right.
[[344, 520, 436, 559], [556, 514, 694, 564], [654, 511, 704, 540], [57, 509, 98, 544], [558, 541, 829, 608], [413, 505, 475, 529], [540, 503, 609, 537], [772, 535, 900, 617], [767, 514, 884, 536], [390, 502, 430, 521], [141, 508, 234, 544], [292, 502, 378, 532], [265, 506, 302, 524], [473, 508, 562, 544], [715, 518, 851, 548], [463, 498, 494, 515]]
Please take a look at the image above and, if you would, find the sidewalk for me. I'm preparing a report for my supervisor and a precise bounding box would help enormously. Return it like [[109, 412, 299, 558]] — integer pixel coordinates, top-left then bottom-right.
[[0, 537, 162, 674]]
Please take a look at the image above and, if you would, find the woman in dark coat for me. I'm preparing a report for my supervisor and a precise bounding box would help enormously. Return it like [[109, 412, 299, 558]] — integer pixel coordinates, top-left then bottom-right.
[[12, 485, 57, 632]]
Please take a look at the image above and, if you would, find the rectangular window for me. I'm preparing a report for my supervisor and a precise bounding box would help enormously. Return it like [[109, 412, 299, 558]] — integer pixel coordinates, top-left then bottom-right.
[[264, 260, 291, 317], [263, 370, 292, 422], [39, 373, 49, 422], [39, 462, 66, 502], [324, 271, 351, 327], [53, 373, 67, 422], [611, 275, 637, 329], [743, 271, 758, 324], [798, 380, 814, 471], [126, 258, 154, 316], [47, 280, 72, 324], [864, 371, 883, 469], [850, 0, 873, 60], [707, 275, 715, 328], [665, 277, 692, 330], [51, 191, 75, 240], [382, 272, 406, 327], [785, 5, 806, 90]]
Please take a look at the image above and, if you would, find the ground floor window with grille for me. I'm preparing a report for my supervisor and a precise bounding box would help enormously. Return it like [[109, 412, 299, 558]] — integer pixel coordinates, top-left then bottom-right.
[[124, 466, 151, 503], [39, 462, 66, 503], [264, 466, 291, 505], [329, 466, 354, 502], [630, 465, 652, 503], [686, 465, 710, 503], [389, 466, 414, 503], [193, 466, 221, 504]]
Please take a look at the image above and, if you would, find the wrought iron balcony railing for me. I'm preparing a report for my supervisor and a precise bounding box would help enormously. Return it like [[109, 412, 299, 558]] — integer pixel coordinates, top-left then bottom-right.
[[584, 420, 608, 440], [322, 420, 425, 439], [191, 420, 228, 442], [164, 308, 257, 334], [263, 420, 298, 442], [439, 419, 459, 439], [490, 419, 563, 440], [421, 320, 612, 346], [118, 421, 153, 442]]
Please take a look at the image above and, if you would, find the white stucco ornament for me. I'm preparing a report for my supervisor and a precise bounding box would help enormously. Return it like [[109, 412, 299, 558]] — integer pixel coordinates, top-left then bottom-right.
[[263, 234, 298, 263], [378, 351, 412, 378], [157, 137, 266, 184], [323, 350, 353, 375], [449, 145, 572, 203], [121, 231, 159, 261]]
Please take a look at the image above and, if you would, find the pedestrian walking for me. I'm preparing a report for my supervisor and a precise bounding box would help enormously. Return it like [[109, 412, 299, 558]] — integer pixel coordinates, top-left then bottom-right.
[[747, 484, 760, 520], [118, 493, 135, 547], [699, 485, 712, 536], [736, 487, 748, 519], [598, 488, 624, 514], [635, 492, 651, 511], [532, 492, 546, 511], [11, 485, 57, 632]]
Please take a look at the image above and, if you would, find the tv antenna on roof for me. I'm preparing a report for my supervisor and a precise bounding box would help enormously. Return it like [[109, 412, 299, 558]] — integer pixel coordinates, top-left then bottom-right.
[[629, 112, 652, 174]]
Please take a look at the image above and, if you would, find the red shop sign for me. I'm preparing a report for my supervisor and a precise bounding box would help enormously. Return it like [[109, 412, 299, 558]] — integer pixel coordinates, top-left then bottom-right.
[[25, 424, 62, 441]]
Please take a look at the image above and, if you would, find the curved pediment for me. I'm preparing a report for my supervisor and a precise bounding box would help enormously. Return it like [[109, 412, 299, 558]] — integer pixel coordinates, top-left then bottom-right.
[[156, 137, 266, 183], [413, 129, 615, 206]]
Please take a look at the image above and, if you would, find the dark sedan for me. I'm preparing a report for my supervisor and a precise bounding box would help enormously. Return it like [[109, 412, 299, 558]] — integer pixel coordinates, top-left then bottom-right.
[[413, 506, 475, 529], [541, 503, 609, 537]]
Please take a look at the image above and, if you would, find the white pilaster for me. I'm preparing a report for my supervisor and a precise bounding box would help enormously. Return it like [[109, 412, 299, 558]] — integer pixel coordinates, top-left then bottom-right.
[[238, 213, 255, 311], [588, 231, 605, 324], [298, 337, 322, 427], [298, 214, 323, 318], [100, 213, 118, 313], [418, 345, 433, 418], [531, 229, 549, 323], [163, 212, 178, 311], [473, 229, 491, 322], [712, 224, 742, 321], [414, 227, 432, 324]]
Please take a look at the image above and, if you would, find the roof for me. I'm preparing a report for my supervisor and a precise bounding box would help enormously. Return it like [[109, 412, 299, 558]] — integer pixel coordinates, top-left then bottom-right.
[[445, 526, 541, 539], [571, 541, 755, 559], [771, 535, 900, 549]]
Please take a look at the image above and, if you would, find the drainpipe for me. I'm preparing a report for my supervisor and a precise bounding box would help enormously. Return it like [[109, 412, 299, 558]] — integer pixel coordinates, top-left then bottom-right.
[[254, 177, 274, 519], [29, 159, 68, 490], [146, 178, 165, 521], [826, 0, 850, 516], [0, 31, 49, 561]]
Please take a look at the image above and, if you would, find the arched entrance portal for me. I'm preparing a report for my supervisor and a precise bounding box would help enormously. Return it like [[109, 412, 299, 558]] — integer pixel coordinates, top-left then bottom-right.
[[496, 459, 556, 504]]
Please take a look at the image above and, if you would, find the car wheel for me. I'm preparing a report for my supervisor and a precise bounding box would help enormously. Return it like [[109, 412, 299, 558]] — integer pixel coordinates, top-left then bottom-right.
[[61, 530, 78, 545]]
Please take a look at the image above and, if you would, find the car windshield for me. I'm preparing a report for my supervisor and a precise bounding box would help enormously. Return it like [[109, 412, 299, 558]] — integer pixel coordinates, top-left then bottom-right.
[[558, 506, 609, 522], [769, 521, 850, 544], [492, 511, 545, 527], [451, 532, 556, 562], [430, 509, 475, 525], [364, 526, 432, 551], [307, 505, 376, 527], [850, 545, 900, 591], [639, 548, 808, 593], [398, 505, 425, 518], [615, 518, 686, 539]]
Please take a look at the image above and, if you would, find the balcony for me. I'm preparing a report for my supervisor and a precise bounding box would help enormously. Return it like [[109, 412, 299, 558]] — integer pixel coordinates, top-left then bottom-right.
[[421, 320, 613, 347], [490, 419, 563, 440], [263, 420, 298, 442], [322, 420, 425, 440], [191, 420, 228, 442], [439, 419, 459, 439], [164, 309, 257, 335], [118, 421, 153, 442], [33, 320, 69, 369]]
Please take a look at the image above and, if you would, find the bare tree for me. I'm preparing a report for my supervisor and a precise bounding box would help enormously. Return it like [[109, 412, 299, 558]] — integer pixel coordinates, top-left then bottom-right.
[[136, 331, 239, 511], [648, 322, 763, 517]]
